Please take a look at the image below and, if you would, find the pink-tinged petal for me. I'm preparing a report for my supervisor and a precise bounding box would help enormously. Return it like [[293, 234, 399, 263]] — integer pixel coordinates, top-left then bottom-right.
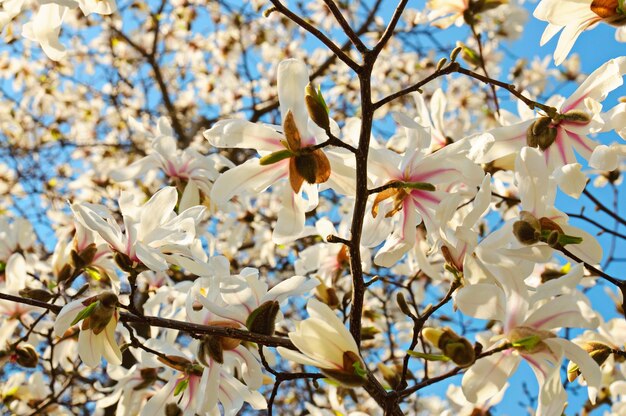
[[204, 119, 285, 152], [472, 121, 531, 164], [525, 358, 567, 416], [273, 185, 306, 244], [140, 377, 178, 416], [232, 345, 263, 389], [78, 329, 104, 367], [563, 129, 597, 162], [543, 127, 577, 171], [210, 159, 288, 206], [524, 295, 591, 330], [277, 59, 310, 135], [563, 57, 625, 111], [455, 284, 506, 321], [72, 203, 125, 253], [462, 351, 520, 403], [374, 200, 419, 267]]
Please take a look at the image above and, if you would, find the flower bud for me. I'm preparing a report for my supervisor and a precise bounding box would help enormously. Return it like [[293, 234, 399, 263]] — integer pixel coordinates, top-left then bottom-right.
[[79, 292, 118, 335], [245, 300, 280, 336], [513, 219, 541, 245], [19, 288, 53, 303], [14, 344, 38, 368], [57, 263, 73, 283], [377, 362, 402, 389], [423, 327, 475, 367], [568, 342, 612, 382], [197, 321, 242, 365], [158, 355, 193, 372], [526, 117, 557, 150], [561, 109, 592, 124], [396, 292, 413, 317], [305, 83, 330, 131]]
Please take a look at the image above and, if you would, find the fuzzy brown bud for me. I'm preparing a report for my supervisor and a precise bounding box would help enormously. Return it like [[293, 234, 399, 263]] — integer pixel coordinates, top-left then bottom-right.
[[14, 344, 38, 368], [246, 300, 280, 336]]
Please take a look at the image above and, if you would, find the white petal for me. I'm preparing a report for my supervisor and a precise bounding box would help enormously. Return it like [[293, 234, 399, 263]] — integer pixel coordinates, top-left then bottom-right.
[[277, 59, 310, 135], [455, 283, 506, 321], [204, 119, 284, 152], [553, 163, 586, 198], [462, 351, 520, 403]]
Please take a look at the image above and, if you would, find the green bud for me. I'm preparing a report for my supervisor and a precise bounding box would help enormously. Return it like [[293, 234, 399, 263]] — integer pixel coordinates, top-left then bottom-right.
[[305, 82, 330, 130], [245, 300, 280, 336], [561, 109, 592, 124], [396, 292, 413, 317]]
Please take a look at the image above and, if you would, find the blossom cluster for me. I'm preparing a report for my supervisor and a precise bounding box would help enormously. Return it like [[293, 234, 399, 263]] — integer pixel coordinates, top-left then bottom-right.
[[0, 0, 625, 415]]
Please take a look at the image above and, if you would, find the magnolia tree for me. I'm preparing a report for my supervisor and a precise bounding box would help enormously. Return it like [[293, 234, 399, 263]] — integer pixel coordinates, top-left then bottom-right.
[[0, 0, 625, 414]]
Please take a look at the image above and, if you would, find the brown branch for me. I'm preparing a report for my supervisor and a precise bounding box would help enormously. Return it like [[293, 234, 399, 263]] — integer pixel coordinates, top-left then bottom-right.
[[268, 0, 361, 72], [322, 0, 369, 53]]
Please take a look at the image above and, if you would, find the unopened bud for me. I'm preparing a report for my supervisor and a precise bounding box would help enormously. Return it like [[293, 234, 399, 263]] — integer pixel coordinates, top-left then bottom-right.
[[450, 46, 462, 62], [158, 355, 192, 372], [513, 220, 540, 245], [526, 117, 557, 150], [396, 292, 413, 317], [198, 321, 242, 365], [423, 327, 475, 367], [568, 342, 612, 381], [14, 344, 38, 368], [305, 83, 330, 131], [246, 300, 280, 336], [436, 57, 447, 72], [19, 288, 53, 303], [57, 263, 73, 283], [377, 362, 402, 389], [561, 109, 592, 124]]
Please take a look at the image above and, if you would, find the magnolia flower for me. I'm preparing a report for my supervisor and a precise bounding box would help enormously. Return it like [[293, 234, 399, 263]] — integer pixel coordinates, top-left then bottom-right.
[[471, 57, 626, 172], [195, 261, 318, 334], [363, 122, 483, 267], [53, 293, 122, 368], [534, 0, 626, 65], [139, 332, 265, 415], [111, 117, 227, 211], [426, 0, 469, 28], [456, 264, 602, 415], [205, 58, 354, 244], [22, 4, 68, 61], [277, 298, 367, 387], [72, 187, 209, 275]]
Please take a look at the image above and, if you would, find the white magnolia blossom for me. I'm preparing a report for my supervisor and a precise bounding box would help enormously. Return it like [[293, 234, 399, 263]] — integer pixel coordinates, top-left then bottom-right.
[[535, 0, 626, 65], [71, 186, 208, 274]]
